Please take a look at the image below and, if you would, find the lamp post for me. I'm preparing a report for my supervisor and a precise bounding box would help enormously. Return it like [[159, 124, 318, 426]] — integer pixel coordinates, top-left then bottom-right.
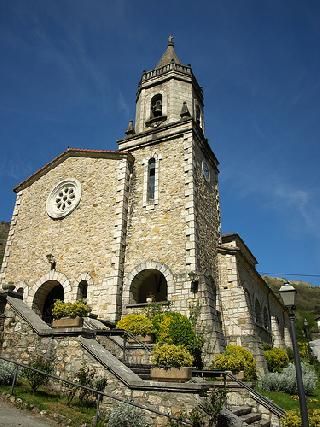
[[279, 282, 309, 427]]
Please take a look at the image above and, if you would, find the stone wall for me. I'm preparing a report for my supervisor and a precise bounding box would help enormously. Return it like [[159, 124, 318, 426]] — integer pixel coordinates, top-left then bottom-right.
[[0, 154, 132, 319], [217, 235, 289, 373], [0, 295, 208, 426], [0, 222, 9, 268]]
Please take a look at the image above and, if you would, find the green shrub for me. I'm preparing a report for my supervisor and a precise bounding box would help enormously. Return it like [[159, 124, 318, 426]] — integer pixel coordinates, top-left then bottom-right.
[[116, 313, 153, 336], [65, 362, 107, 405], [264, 347, 289, 372], [260, 362, 317, 395], [152, 311, 203, 368], [52, 299, 91, 319], [151, 343, 194, 368], [23, 355, 54, 392], [281, 409, 320, 427], [211, 345, 257, 381], [106, 401, 151, 427], [0, 360, 16, 385]]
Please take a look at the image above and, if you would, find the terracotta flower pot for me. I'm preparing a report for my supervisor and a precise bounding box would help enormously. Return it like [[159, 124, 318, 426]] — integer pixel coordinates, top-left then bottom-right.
[[52, 316, 83, 328], [150, 367, 192, 383]]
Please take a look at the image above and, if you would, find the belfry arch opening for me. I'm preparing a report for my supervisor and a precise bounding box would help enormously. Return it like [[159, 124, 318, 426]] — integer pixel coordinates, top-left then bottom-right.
[[130, 269, 168, 304], [32, 280, 64, 325]]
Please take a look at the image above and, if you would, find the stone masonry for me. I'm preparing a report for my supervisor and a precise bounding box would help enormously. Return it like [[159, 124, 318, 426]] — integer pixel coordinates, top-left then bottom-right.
[[0, 37, 289, 367]]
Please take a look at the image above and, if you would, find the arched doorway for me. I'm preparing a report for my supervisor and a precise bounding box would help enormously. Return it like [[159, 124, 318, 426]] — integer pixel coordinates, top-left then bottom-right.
[[130, 269, 168, 304], [33, 280, 64, 325]]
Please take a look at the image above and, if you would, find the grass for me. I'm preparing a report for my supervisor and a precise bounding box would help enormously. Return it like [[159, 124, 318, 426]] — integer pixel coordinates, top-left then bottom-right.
[[257, 384, 320, 412], [0, 383, 100, 426]]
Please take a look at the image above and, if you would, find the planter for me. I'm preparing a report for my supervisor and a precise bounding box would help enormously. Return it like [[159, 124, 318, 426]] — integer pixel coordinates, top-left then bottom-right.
[[127, 334, 154, 344], [52, 316, 83, 328], [150, 367, 192, 383]]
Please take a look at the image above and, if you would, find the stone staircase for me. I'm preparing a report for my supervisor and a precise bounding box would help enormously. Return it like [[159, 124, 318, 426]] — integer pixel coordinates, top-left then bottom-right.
[[231, 406, 271, 426], [125, 362, 152, 380]]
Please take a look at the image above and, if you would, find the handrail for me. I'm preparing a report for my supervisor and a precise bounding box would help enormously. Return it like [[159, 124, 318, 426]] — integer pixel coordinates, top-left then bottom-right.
[[225, 372, 285, 418], [0, 355, 191, 425]]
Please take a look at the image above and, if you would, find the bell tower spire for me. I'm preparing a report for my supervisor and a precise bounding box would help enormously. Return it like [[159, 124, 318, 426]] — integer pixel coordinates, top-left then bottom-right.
[[122, 36, 204, 137], [156, 35, 181, 68]]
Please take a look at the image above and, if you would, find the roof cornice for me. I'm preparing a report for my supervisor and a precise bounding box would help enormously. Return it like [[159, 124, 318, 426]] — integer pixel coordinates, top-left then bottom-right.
[[14, 148, 134, 193]]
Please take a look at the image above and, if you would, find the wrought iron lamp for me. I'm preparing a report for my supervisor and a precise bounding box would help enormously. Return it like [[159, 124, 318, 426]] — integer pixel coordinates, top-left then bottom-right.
[[279, 282, 309, 426]]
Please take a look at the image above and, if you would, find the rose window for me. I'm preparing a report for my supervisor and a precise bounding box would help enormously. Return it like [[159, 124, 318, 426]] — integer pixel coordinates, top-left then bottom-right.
[[55, 186, 76, 212], [46, 179, 81, 219]]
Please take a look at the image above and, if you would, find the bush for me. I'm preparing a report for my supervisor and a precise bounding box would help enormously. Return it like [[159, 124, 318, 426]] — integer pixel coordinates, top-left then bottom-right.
[[0, 360, 16, 385], [106, 401, 151, 427], [281, 409, 320, 427], [52, 300, 91, 319], [152, 311, 203, 368], [151, 344, 194, 368], [264, 348, 289, 372], [23, 355, 54, 392], [65, 362, 107, 405], [211, 345, 257, 381], [116, 313, 153, 336], [260, 362, 317, 395]]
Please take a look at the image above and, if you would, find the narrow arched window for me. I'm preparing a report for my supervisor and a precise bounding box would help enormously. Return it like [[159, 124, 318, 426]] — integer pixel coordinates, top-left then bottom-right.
[[196, 104, 201, 126], [151, 94, 162, 118], [263, 307, 269, 330], [147, 158, 156, 201], [77, 280, 88, 301], [255, 299, 262, 325]]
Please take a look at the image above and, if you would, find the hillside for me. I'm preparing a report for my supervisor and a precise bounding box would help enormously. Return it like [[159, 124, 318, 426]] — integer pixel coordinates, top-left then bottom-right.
[[263, 275, 320, 338], [0, 222, 10, 267]]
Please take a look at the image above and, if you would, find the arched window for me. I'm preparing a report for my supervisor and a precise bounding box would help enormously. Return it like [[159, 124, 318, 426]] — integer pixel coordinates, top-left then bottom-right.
[[77, 280, 88, 301], [151, 94, 162, 118], [147, 158, 156, 201], [263, 307, 270, 330], [255, 299, 262, 325], [196, 104, 201, 126]]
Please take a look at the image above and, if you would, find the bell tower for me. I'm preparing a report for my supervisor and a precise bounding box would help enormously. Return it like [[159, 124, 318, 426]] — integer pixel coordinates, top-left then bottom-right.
[[118, 37, 224, 362], [133, 36, 204, 134]]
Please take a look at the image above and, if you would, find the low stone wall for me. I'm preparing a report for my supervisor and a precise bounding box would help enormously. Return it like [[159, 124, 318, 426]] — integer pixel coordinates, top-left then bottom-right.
[[0, 293, 282, 426], [97, 334, 152, 365]]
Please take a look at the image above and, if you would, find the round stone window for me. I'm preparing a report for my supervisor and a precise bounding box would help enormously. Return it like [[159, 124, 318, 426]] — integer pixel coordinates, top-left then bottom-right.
[[46, 179, 81, 219]]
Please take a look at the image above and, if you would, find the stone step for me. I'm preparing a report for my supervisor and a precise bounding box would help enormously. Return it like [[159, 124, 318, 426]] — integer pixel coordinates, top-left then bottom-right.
[[257, 419, 270, 427], [231, 406, 253, 416], [240, 412, 261, 424]]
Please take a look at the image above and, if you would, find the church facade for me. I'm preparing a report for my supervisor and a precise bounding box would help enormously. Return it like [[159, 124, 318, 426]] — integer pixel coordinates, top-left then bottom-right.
[[0, 38, 289, 365]]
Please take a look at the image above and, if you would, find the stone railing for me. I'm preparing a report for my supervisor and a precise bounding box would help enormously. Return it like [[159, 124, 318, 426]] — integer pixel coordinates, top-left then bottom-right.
[[141, 63, 192, 83]]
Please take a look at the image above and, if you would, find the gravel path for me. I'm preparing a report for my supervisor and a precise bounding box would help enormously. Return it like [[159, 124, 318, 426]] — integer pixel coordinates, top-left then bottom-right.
[[0, 398, 56, 427]]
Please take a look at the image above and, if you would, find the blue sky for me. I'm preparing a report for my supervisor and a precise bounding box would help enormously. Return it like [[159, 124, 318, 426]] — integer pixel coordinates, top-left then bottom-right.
[[1, 0, 320, 285]]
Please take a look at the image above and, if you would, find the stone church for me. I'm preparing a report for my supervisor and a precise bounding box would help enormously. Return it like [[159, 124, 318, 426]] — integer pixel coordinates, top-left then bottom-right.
[[0, 37, 290, 365]]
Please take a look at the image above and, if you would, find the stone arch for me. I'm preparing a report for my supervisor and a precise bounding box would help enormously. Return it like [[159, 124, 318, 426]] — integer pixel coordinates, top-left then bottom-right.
[[125, 261, 174, 305], [28, 271, 71, 316], [15, 281, 28, 301]]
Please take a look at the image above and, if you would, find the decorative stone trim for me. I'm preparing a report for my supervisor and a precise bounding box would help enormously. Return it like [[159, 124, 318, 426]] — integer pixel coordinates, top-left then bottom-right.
[[183, 135, 197, 271], [0, 190, 23, 285], [142, 154, 162, 209], [75, 272, 94, 286], [46, 178, 81, 219], [27, 270, 71, 307], [123, 261, 174, 307], [102, 158, 131, 321]]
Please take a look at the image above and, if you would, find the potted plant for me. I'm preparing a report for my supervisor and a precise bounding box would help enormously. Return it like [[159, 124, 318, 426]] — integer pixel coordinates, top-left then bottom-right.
[[116, 313, 154, 343], [150, 343, 194, 382], [52, 300, 92, 328]]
